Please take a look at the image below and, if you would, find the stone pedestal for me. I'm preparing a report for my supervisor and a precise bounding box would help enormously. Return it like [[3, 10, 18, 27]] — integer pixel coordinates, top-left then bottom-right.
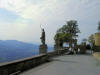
[[39, 44, 48, 54]]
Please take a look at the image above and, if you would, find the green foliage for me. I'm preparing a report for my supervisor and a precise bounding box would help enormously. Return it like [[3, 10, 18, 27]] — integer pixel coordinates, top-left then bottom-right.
[[54, 20, 80, 45], [86, 44, 91, 50], [88, 34, 95, 44], [57, 25, 68, 33], [67, 20, 80, 35], [54, 33, 72, 43], [98, 21, 100, 31], [81, 42, 86, 46], [57, 20, 80, 38]]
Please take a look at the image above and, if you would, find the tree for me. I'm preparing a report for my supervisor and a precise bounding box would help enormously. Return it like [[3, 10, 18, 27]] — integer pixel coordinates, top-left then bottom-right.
[[98, 21, 100, 31], [88, 34, 95, 50], [54, 33, 72, 43], [88, 34, 95, 45], [54, 20, 80, 47], [57, 20, 80, 39], [67, 20, 80, 38], [81, 38, 87, 46], [86, 44, 91, 50]]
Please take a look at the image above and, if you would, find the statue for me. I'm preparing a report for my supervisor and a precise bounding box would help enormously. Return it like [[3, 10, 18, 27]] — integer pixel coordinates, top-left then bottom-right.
[[39, 25, 47, 54], [40, 28, 45, 45]]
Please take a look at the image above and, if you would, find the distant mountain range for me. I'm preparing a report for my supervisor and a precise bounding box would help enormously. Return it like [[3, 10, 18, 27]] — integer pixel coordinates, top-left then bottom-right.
[[0, 40, 53, 63]]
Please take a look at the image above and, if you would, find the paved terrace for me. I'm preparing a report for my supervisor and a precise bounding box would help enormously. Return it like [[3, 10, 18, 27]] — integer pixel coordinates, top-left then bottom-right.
[[20, 54, 100, 75]]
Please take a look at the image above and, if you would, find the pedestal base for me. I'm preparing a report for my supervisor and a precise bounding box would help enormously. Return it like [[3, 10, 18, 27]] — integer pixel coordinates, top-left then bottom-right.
[[39, 44, 48, 54]]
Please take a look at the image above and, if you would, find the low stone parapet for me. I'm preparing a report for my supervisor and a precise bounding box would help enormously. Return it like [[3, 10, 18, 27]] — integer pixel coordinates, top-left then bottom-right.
[[0, 54, 47, 75], [94, 46, 100, 52], [0, 49, 67, 75]]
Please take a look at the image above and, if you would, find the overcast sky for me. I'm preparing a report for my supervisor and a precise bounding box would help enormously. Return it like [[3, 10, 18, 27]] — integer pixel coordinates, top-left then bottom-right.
[[0, 0, 100, 46]]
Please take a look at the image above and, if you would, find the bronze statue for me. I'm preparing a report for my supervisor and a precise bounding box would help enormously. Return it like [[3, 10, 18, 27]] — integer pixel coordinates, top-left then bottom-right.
[[40, 25, 45, 45]]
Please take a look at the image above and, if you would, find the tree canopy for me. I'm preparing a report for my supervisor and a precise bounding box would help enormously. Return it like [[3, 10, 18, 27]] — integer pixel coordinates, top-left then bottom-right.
[[54, 32, 72, 43], [54, 20, 80, 46], [98, 21, 100, 31], [88, 34, 95, 45], [57, 20, 80, 39]]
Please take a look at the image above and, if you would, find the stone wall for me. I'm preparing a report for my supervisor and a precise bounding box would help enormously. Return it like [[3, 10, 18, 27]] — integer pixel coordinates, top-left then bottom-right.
[[94, 46, 100, 52], [0, 49, 67, 75], [94, 33, 100, 52], [95, 33, 100, 46], [0, 54, 47, 75]]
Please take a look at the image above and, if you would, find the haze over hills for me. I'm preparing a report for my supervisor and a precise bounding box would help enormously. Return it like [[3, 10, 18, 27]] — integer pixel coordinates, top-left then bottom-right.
[[0, 40, 53, 63]]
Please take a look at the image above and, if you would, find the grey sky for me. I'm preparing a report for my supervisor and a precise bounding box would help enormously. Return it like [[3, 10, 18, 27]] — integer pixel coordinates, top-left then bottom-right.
[[0, 0, 100, 46]]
